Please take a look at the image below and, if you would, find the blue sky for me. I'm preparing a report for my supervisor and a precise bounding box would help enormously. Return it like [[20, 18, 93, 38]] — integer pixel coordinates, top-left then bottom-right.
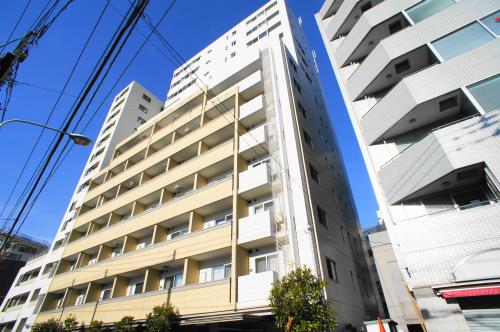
[[0, 0, 378, 243]]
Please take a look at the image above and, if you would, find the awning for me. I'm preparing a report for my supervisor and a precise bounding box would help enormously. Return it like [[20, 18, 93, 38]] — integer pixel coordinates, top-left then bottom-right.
[[437, 285, 500, 299]]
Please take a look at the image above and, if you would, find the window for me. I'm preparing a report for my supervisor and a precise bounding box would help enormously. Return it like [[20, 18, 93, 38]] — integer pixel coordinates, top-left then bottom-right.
[[230, 52, 236, 58], [480, 10, 500, 37], [406, 0, 455, 24], [138, 104, 148, 114], [142, 94, 151, 103], [467, 74, 500, 113], [60, 219, 71, 232], [293, 78, 302, 94], [439, 96, 458, 112], [431, 23, 494, 60], [69, 201, 76, 211], [388, 20, 403, 34], [137, 116, 146, 125], [325, 258, 338, 282], [77, 181, 89, 193], [100, 288, 111, 300], [303, 130, 312, 148], [255, 254, 279, 273], [309, 164, 319, 183], [232, 30, 237, 35], [289, 58, 297, 72], [359, 2, 372, 13], [394, 59, 410, 74], [253, 199, 274, 214], [133, 282, 143, 295], [350, 271, 356, 291], [298, 102, 307, 118], [231, 41, 236, 46], [316, 205, 327, 227]]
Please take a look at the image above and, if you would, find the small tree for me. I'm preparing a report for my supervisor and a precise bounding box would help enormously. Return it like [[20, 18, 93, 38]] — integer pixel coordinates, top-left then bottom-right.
[[113, 316, 135, 332], [32, 318, 63, 332], [145, 303, 179, 332], [63, 315, 78, 331], [269, 266, 337, 332], [87, 320, 104, 332]]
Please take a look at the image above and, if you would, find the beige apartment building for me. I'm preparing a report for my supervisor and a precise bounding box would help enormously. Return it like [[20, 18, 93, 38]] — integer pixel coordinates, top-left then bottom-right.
[[34, 1, 378, 330]]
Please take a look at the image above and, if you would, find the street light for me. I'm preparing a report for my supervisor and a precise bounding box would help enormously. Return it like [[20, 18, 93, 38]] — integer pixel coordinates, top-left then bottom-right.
[[0, 119, 92, 146]]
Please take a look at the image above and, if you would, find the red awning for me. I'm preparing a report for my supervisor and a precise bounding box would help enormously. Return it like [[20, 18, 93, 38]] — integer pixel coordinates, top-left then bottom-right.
[[441, 286, 500, 299]]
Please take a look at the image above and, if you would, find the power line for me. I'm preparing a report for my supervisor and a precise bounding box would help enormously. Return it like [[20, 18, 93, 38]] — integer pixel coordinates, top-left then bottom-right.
[[0, 0, 151, 256], [0, 0, 113, 229], [0, 0, 33, 54], [0, 0, 142, 229], [11, 0, 178, 244]]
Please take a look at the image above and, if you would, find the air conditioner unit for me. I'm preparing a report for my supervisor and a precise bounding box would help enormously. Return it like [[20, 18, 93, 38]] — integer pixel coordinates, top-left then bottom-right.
[[88, 258, 97, 265], [56, 299, 63, 308], [136, 243, 147, 250], [70, 264, 77, 271]]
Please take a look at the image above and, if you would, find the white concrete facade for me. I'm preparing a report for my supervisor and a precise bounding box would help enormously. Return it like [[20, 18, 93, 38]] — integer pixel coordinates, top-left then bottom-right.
[[317, 0, 500, 331], [0, 81, 162, 332], [165, 1, 378, 328]]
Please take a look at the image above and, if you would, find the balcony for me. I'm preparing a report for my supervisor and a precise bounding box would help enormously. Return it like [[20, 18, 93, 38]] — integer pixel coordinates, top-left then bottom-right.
[[38, 280, 231, 324], [50, 223, 232, 292], [361, 40, 500, 145], [239, 94, 265, 127], [238, 163, 272, 200], [64, 178, 233, 258], [378, 111, 500, 204], [325, 0, 385, 42], [334, 0, 413, 67], [346, 0, 497, 100], [238, 210, 275, 248], [239, 125, 268, 160], [239, 70, 263, 101], [237, 271, 278, 309]]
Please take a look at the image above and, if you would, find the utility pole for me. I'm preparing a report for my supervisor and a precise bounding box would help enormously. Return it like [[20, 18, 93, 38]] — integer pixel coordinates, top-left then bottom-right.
[[0, 30, 42, 86]]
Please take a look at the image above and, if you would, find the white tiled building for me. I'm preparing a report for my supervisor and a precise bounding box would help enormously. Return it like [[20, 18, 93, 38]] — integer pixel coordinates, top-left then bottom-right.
[[316, 0, 500, 330]]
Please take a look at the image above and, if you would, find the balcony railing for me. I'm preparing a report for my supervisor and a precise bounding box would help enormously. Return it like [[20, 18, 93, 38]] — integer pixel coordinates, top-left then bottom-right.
[[379, 114, 479, 169]]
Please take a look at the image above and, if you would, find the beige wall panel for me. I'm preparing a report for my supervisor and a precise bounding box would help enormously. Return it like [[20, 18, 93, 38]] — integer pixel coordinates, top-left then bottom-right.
[[82, 110, 228, 205], [92, 282, 231, 322], [50, 223, 231, 291], [65, 179, 232, 257]]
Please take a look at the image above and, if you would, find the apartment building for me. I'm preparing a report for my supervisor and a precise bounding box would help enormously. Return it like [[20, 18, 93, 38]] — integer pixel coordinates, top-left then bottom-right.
[[33, 1, 378, 330], [0, 81, 162, 332], [316, 0, 500, 330], [0, 234, 48, 305]]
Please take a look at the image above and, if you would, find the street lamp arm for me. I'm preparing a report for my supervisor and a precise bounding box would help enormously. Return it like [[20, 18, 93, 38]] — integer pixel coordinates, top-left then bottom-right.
[[0, 119, 92, 146], [0, 118, 64, 133]]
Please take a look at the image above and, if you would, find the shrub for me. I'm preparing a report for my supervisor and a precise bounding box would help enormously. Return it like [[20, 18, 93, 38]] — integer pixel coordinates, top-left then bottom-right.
[[113, 316, 135, 332], [145, 303, 179, 332], [269, 266, 337, 332]]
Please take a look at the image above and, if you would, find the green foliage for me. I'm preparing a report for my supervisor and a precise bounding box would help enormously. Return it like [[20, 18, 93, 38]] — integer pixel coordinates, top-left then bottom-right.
[[87, 320, 104, 332], [269, 266, 337, 332], [145, 303, 179, 332], [32, 319, 63, 332], [63, 315, 78, 331], [113, 316, 135, 332]]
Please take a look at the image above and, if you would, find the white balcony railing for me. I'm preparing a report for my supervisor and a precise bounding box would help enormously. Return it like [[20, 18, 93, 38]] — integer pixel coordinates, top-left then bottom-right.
[[238, 210, 275, 247], [239, 125, 267, 158], [239, 95, 265, 127], [238, 163, 272, 199], [237, 271, 278, 309]]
